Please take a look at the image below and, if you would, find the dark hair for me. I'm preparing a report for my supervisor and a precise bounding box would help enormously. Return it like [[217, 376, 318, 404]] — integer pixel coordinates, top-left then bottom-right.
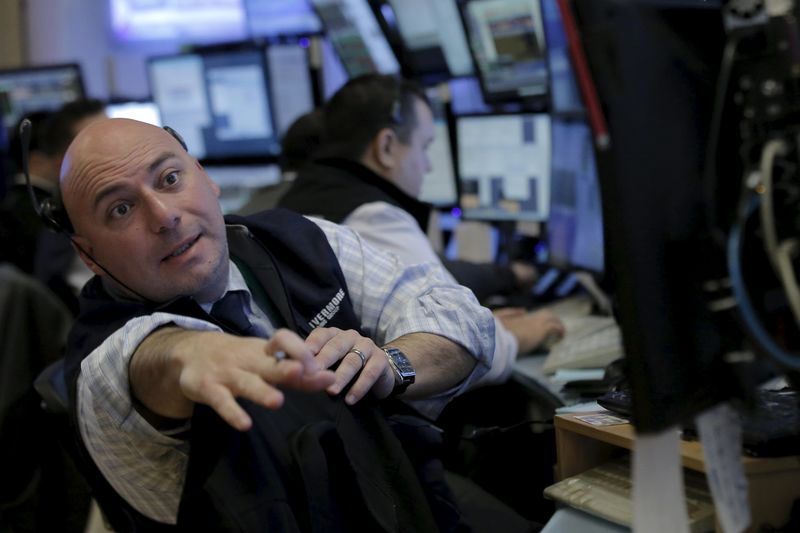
[[279, 108, 324, 173], [8, 111, 54, 172], [319, 74, 430, 161], [44, 98, 105, 157]]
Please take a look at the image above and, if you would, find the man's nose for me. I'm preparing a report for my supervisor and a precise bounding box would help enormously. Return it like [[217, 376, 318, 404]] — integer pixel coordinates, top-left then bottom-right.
[[145, 193, 180, 233]]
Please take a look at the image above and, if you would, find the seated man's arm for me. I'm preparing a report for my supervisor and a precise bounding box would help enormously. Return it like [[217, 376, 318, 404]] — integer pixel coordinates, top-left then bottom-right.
[[310, 217, 496, 417]]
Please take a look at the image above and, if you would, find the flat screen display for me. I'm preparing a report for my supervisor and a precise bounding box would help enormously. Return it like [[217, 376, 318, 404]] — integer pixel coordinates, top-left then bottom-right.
[[418, 89, 458, 207], [148, 48, 279, 161], [546, 119, 603, 273], [456, 112, 551, 221], [0, 64, 85, 131], [310, 0, 400, 77], [460, 0, 549, 102], [245, 0, 322, 36], [110, 0, 247, 43], [105, 100, 162, 127]]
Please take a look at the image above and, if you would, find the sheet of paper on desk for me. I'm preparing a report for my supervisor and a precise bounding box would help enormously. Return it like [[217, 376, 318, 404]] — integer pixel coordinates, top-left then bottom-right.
[[696, 403, 751, 533], [552, 368, 606, 383], [633, 428, 690, 533], [574, 413, 628, 426]]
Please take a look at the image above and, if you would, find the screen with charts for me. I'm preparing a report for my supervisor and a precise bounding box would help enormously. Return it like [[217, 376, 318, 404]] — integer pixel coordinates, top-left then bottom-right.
[[0, 64, 84, 131], [244, 0, 322, 36], [148, 48, 279, 162], [541, 0, 583, 114], [265, 41, 316, 136], [546, 119, 604, 273], [460, 0, 549, 102], [457, 113, 550, 221], [105, 100, 162, 127], [310, 0, 400, 77], [376, 0, 474, 79], [418, 89, 458, 207]]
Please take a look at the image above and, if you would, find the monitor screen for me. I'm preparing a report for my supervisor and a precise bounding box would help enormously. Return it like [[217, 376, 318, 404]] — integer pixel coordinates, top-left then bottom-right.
[[377, 0, 474, 79], [546, 119, 603, 273], [418, 89, 458, 207], [0, 64, 85, 131], [244, 0, 322, 36], [541, 0, 583, 114], [460, 0, 549, 102], [265, 42, 316, 136], [148, 48, 279, 162], [105, 100, 162, 127], [456, 113, 550, 221], [309, 0, 400, 77], [110, 0, 247, 43]]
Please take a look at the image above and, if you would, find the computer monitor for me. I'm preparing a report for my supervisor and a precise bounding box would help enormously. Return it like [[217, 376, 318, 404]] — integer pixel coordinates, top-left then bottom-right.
[[418, 89, 458, 207], [546, 119, 603, 274], [104, 100, 162, 127], [459, 0, 549, 103], [110, 0, 247, 43], [373, 0, 474, 81], [571, 0, 781, 432], [244, 0, 322, 37], [0, 64, 85, 131], [265, 41, 317, 136], [309, 0, 400, 77], [148, 47, 279, 162], [540, 0, 582, 115], [456, 112, 550, 222]]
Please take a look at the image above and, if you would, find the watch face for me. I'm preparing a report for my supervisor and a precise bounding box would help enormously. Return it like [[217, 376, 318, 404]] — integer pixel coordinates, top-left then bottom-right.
[[384, 347, 416, 384]]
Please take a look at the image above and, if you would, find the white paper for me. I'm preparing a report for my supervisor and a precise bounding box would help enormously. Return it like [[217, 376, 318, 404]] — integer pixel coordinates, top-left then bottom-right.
[[632, 427, 690, 533], [695, 403, 751, 533]]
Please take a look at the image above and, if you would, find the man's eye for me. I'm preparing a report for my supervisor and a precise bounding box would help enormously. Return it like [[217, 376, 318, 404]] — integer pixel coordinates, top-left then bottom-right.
[[111, 204, 130, 218], [164, 171, 179, 186]]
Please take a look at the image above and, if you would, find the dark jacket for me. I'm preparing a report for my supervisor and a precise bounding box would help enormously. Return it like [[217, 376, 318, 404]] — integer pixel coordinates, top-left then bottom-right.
[[279, 158, 520, 303]]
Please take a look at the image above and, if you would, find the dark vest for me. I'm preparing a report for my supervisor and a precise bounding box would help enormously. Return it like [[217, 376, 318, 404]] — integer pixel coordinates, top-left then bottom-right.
[[278, 157, 432, 231], [63, 209, 443, 533]]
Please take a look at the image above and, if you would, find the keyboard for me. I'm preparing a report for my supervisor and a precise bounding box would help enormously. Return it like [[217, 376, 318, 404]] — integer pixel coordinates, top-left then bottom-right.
[[544, 458, 716, 532], [542, 315, 624, 374]]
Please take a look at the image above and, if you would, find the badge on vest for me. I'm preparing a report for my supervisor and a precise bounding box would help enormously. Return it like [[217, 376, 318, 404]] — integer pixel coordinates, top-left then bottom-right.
[[309, 288, 345, 328]]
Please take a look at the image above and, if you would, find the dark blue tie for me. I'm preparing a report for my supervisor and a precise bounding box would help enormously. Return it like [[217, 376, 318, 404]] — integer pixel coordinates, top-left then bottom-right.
[[210, 291, 256, 336]]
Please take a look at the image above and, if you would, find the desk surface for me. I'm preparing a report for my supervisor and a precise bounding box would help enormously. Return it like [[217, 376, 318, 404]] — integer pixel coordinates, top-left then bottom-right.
[[556, 413, 800, 475]]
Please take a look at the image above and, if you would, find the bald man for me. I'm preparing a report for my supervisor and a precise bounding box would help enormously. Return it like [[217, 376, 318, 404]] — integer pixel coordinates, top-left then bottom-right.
[[59, 119, 504, 527]]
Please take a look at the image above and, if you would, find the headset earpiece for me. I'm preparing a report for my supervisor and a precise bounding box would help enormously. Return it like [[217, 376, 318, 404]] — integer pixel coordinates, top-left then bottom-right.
[[40, 196, 74, 235], [163, 125, 188, 152]]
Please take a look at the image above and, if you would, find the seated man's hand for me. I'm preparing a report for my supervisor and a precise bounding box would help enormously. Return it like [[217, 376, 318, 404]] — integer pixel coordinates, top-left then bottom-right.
[[303, 327, 396, 404], [166, 328, 336, 431], [495, 308, 565, 355]]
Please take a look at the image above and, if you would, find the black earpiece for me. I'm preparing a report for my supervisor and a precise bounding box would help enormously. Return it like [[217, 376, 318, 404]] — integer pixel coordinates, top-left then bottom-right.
[[163, 125, 188, 152]]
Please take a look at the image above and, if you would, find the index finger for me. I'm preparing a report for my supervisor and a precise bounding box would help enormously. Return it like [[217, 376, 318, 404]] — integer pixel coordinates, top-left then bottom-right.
[[266, 329, 321, 372]]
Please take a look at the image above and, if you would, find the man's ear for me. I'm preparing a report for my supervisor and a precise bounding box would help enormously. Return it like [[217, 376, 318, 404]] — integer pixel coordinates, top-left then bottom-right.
[[70, 236, 104, 277], [372, 127, 397, 170]]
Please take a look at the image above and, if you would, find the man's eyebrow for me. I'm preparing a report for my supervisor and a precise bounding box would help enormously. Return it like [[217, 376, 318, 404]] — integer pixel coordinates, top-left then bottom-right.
[[148, 151, 179, 174], [92, 152, 179, 211]]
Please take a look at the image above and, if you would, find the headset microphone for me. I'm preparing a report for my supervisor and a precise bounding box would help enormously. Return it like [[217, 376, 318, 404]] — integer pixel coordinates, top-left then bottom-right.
[[19, 118, 154, 303]]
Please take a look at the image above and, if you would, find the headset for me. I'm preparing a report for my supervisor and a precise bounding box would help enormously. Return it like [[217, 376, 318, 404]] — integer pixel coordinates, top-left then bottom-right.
[[19, 119, 189, 302]]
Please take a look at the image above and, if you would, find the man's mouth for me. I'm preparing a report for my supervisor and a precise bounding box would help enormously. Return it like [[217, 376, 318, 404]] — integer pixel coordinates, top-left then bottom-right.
[[163, 235, 200, 261]]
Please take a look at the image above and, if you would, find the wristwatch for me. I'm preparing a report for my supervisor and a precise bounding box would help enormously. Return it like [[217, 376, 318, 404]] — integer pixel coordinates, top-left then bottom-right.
[[382, 347, 416, 395]]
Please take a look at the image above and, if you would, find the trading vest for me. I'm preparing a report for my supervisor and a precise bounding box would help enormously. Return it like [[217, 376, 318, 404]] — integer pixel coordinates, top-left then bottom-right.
[[278, 157, 432, 231], [63, 209, 443, 533]]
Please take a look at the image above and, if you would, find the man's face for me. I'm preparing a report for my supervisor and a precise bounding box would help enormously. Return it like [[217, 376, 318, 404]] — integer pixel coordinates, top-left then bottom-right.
[[387, 98, 435, 199], [62, 119, 229, 304]]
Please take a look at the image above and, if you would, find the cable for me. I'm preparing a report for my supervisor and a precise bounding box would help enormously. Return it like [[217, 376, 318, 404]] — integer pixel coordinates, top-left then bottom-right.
[[728, 195, 800, 371], [757, 138, 800, 326], [460, 419, 554, 440], [704, 33, 742, 246]]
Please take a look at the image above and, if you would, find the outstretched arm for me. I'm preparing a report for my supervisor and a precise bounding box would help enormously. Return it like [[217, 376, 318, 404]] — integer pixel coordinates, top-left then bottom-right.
[[129, 327, 336, 431]]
